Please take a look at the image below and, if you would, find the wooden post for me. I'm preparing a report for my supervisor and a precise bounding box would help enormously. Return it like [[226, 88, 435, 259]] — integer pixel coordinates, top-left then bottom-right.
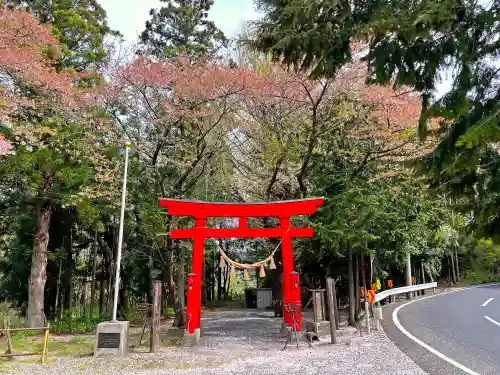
[[326, 278, 337, 344], [332, 279, 339, 329], [150, 282, 161, 353], [4, 320, 12, 359], [41, 325, 49, 364]]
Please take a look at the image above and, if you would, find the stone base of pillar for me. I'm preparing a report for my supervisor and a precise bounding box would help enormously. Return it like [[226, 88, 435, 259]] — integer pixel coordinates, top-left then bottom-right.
[[182, 328, 201, 347]]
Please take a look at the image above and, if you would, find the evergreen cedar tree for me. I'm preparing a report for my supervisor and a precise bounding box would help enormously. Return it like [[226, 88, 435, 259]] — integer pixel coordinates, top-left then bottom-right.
[[6, 0, 118, 71], [139, 0, 227, 59]]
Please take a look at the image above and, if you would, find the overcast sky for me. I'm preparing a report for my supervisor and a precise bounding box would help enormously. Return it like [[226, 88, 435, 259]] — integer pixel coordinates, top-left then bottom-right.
[[98, 0, 260, 43]]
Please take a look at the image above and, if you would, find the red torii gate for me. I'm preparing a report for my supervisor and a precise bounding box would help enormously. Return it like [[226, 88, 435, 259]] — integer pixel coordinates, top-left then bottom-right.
[[159, 197, 324, 341]]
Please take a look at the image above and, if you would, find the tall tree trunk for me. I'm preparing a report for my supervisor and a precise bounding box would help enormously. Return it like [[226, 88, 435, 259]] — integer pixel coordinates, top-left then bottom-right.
[[347, 247, 355, 326], [54, 257, 62, 319], [217, 265, 222, 300], [99, 277, 105, 318], [455, 249, 460, 281], [450, 198, 460, 282], [450, 254, 457, 285], [354, 254, 360, 318], [211, 253, 216, 301], [222, 265, 230, 300], [26, 199, 51, 328], [89, 231, 97, 319], [201, 259, 208, 305], [118, 279, 129, 320], [360, 254, 367, 292], [148, 244, 154, 303], [106, 259, 113, 314], [81, 281, 87, 318], [225, 268, 231, 299], [173, 243, 185, 328], [66, 228, 74, 314], [165, 237, 177, 309]]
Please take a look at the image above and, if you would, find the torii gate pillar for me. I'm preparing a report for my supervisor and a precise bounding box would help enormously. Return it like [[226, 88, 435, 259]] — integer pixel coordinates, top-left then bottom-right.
[[159, 198, 324, 343]]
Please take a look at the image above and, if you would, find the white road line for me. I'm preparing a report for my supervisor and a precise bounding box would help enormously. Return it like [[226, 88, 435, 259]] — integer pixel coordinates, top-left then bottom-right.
[[484, 315, 500, 327], [392, 287, 484, 375], [482, 298, 494, 307]]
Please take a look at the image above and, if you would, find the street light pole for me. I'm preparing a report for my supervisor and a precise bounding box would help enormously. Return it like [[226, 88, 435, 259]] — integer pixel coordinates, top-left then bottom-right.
[[112, 142, 131, 322]]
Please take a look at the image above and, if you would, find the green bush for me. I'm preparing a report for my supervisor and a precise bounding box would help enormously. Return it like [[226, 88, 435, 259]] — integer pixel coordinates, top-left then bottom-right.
[[49, 316, 102, 334], [464, 269, 500, 285], [0, 301, 23, 329]]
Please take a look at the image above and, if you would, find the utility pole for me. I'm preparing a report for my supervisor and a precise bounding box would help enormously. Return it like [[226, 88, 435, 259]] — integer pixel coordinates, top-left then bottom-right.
[[112, 142, 131, 322]]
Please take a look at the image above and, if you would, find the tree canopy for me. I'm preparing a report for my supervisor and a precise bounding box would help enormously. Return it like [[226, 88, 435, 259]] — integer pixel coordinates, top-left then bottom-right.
[[139, 0, 227, 59]]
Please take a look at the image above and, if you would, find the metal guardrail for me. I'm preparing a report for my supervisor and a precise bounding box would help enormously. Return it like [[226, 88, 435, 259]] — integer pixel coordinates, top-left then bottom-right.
[[374, 282, 437, 303]]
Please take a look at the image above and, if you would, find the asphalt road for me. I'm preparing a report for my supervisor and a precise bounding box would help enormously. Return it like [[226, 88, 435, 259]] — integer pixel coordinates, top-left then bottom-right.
[[382, 285, 500, 375]]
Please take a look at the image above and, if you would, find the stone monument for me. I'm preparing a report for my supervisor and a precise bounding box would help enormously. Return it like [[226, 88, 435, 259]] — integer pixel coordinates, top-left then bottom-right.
[[94, 320, 129, 357]]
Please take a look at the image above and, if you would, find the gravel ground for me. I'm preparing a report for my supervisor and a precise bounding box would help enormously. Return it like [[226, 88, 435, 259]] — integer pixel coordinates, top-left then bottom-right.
[[4, 310, 427, 375]]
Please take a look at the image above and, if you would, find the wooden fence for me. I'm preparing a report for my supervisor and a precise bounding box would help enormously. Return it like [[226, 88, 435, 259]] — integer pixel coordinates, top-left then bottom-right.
[[0, 322, 50, 364]]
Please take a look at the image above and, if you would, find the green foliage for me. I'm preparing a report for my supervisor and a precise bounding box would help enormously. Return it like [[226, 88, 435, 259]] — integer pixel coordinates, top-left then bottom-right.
[[49, 315, 102, 334], [313, 175, 449, 276], [251, 0, 355, 79], [250, 0, 500, 284], [9, 0, 121, 70], [457, 111, 500, 148], [0, 301, 23, 329], [139, 0, 228, 59]]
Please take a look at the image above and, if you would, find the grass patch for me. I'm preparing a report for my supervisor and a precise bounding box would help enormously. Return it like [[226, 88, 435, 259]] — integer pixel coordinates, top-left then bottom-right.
[[68, 336, 90, 344], [0, 335, 94, 358]]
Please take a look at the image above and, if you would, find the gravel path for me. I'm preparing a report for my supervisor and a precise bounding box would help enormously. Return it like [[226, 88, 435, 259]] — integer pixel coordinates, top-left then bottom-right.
[[5, 310, 427, 375]]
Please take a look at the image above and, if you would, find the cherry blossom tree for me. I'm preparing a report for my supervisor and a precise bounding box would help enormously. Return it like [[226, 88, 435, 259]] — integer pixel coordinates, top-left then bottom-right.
[[101, 51, 258, 324], [0, 7, 118, 327], [103, 53, 256, 195], [0, 134, 11, 155]]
